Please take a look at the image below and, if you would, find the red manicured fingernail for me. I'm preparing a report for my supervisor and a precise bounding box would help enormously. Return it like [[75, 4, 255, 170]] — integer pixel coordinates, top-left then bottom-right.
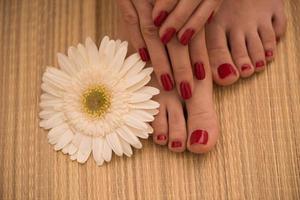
[[138, 47, 150, 62], [256, 60, 265, 68], [218, 63, 237, 79], [190, 130, 208, 145], [207, 11, 214, 24], [171, 141, 182, 148], [194, 62, 205, 80], [160, 73, 174, 91], [154, 11, 168, 27], [157, 134, 167, 141], [180, 81, 192, 100], [180, 29, 195, 45], [241, 64, 251, 71], [265, 50, 273, 57], [161, 28, 176, 44]]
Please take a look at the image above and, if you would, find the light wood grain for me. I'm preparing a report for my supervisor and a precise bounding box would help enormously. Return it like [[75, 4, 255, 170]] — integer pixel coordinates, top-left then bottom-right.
[[0, 0, 299, 199]]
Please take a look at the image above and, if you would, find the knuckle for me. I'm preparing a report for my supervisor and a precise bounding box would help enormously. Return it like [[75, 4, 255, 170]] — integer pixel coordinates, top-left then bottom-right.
[[123, 11, 139, 25], [141, 23, 158, 37], [171, 12, 187, 26]]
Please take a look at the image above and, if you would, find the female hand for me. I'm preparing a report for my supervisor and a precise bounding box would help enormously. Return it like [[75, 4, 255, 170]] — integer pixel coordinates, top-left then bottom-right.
[[117, 0, 195, 100], [153, 0, 223, 45]]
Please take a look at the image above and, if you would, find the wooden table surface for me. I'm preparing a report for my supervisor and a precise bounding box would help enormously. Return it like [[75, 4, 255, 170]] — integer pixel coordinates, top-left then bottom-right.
[[0, 0, 299, 199]]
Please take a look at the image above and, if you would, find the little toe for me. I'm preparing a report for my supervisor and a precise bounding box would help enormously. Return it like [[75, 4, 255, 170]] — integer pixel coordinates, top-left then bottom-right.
[[167, 100, 187, 152], [206, 25, 239, 86], [229, 30, 255, 78], [152, 102, 168, 145], [258, 22, 277, 63], [272, 7, 287, 42], [246, 31, 266, 72]]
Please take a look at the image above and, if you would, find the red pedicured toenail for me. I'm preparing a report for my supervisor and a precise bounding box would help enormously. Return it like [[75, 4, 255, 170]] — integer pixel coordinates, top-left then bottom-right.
[[161, 28, 176, 44], [190, 130, 208, 145], [180, 29, 195, 45], [160, 73, 174, 91], [241, 64, 252, 71], [154, 11, 168, 27], [138, 47, 150, 62], [157, 134, 167, 141], [207, 11, 214, 24], [171, 141, 182, 148], [194, 62, 205, 80], [180, 81, 192, 100], [256, 60, 265, 68], [218, 63, 237, 79], [265, 50, 273, 57]]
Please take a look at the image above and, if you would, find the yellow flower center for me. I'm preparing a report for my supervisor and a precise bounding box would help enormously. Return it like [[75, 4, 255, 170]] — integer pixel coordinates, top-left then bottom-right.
[[82, 85, 111, 118]]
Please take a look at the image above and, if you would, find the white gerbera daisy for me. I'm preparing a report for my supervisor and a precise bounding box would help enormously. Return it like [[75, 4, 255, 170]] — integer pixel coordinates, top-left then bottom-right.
[[39, 37, 159, 166]]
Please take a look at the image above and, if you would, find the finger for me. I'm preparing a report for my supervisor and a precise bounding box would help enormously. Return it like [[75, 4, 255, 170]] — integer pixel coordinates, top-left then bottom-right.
[[167, 36, 194, 100], [132, 0, 175, 91], [152, 0, 178, 27], [116, 0, 150, 61], [159, 0, 201, 45], [178, 0, 223, 45]]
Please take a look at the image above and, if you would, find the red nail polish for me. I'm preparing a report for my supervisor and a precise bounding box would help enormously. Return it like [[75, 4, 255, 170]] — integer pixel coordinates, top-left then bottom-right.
[[160, 73, 174, 91], [265, 50, 273, 57], [180, 29, 195, 45], [180, 81, 192, 100], [171, 141, 182, 148], [157, 134, 167, 141], [190, 130, 208, 145], [194, 62, 205, 80], [154, 11, 168, 27], [218, 63, 237, 79], [207, 11, 214, 24], [138, 47, 150, 61], [241, 64, 251, 71], [256, 60, 265, 68], [161, 28, 176, 44]]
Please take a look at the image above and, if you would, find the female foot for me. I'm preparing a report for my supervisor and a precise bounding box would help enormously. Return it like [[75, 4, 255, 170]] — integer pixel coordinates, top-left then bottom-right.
[[206, 0, 287, 85], [151, 31, 219, 153]]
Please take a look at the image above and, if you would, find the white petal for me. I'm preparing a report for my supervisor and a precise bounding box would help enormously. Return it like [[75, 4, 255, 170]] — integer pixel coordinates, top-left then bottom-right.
[[54, 129, 74, 151], [92, 137, 104, 166], [68, 46, 87, 70], [129, 127, 149, 139], [40, 93, 58, 101], [130, 100, 160, 110], [41, 83, 64, 97], [68, 143, 78, 155], [129, 110, 154, 122], [118, 53, 140, 78], [125, 60, 145, 77], [104, 40, 116, 63], [99, 36, 110, 56], [85, 37, 101, 68], [144, 109, 159, 116], [70, 152, 78, 160], [136, 86, 160, 96], [106, 132, 123, 156], [39, 99, 64, 109], [119, 137, 133, 157], [127, 76, 151, 92], [77, 43, 89, 62], [77, 135, 92, 163], [39, 110, 56, 119], [124, 114, 148, 130], [39, 112, 66, 129], [125, 68, 153, 89], [102, 139, 112, 162], [57, 53, 78, 76], [47, 123, 69, 139], [116, 126, 142, 149], [46, 67, 71, 80], [129, 92, 152, 103], [109, 41, 127, 71]]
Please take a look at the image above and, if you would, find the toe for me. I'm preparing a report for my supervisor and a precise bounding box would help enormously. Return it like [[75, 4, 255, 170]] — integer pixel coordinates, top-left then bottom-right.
[[206, 25, 239, 86], [229, 30, 255, 78], [258, 21, 277, 63], [152, 102, 168, 145], [246, 31, 266, 72], [272, 7, 287, 42], [167, 100, 186, 152]]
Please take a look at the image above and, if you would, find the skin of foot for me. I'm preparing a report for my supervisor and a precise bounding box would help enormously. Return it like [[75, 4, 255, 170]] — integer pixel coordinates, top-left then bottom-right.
[[206, 0, 287, 85], [119, 14, 219, 153]]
